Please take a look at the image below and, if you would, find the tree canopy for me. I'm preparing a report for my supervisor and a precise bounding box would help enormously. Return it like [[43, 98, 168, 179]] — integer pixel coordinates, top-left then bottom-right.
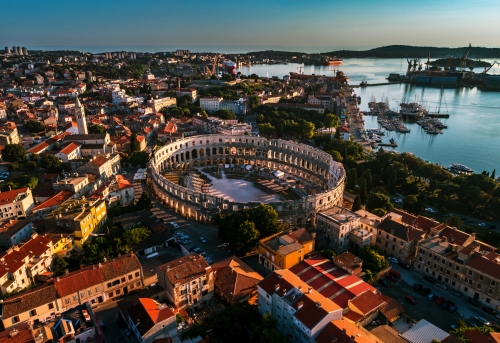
[[88, 124, 106, 134], [213, 109, 237, 120], [366, 193, 393, 212], [40, 154, 62, 172], [2, 144, 26, 163], [129, 151, 149, 168], [25, 120, 45, 134]]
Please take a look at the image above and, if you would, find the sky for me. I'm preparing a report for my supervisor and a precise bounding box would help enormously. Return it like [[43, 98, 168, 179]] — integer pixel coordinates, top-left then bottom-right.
[[1, 0, 500, 53]]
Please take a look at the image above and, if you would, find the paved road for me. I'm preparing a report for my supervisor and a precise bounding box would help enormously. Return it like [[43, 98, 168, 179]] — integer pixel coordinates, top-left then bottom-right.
[[387, 261, 499, 326]]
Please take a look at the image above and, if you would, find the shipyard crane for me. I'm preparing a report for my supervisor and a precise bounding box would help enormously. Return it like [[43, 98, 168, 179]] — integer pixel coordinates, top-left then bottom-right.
[[206, 53, 219, 76], [406, 57, 413, 72], [412, 58, 419, 72], [468, 59, 478, 72], [483, 61, 499, 74], [297, 66, 303, 74], [459, 43, 472, 71]]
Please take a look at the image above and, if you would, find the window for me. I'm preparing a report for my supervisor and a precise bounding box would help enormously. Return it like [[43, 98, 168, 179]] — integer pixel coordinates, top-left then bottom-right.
[[203, 280, 207, 286], [454, 273, 457, 279], [116, 289, 121, 295], [48, 303, 54, 310], [135, 272, 140, 278], [136, 281, 141, 287], [65, 298, 70, 304], [73, 295, 78, 301], [446, 270, 450, 275], [486, 298, 491, 303], [96, 286, 100, 292], [455, 265, 459, 271], [479, 275, 484, 281], [464, 287, 469, 292], [452, 281, 456, 286], [121, 277, 126, 283], [108, 292, 113, 298], [477, 283, 482, 290], [12, 316, 20, 324], [468, 270, 472, 276], [192, 289, 197, 295], [88, 289, 92, 296], [128, 275, 132, 280], [489, 289, 494, 295], [491, 280, 496, 286], [29, 309, 37, 317], [448, 262, 452, 267]]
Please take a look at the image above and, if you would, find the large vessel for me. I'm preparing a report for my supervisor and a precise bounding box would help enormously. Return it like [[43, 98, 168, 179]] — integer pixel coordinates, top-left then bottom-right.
[[450, 163, 474, 174], [322, 57, 343, 66], [223, 60, 237, 74]]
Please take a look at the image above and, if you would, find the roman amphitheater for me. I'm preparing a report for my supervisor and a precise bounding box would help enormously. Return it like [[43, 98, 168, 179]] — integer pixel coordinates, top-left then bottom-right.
[[149, 135, 345, 226]]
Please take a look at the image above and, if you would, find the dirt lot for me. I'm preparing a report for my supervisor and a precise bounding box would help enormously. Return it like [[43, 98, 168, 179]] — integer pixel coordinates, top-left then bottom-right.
[[378, 277, 463, 332]]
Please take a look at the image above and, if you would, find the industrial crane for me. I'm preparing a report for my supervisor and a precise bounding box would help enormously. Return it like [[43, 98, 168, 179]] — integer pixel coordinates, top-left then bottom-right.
[[483, 61, 499, 74], [297, 66, 303, 74], [459, 43, 472, 71], [469, 59, 478, 72], [206, 53, 219, 76]]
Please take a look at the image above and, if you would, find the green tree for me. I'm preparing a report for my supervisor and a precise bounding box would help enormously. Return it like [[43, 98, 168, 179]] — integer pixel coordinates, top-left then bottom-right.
[[327, 150, 343, 162], [371, 208, 387, 216], [258, 123, 276, 137], [88, 124, 106, 134], [24, 120, 45, 134], [135, 192, 152, 211], [403, 195, 424, 215], [446, 215, 463, 229], [123, 225, 151, 247], [366, 193, 393, 212], [248, 95, 261, 112], [130, 133, 141, 152], [233, 220, 260, 254], [319, 249, 337, 262], [54, 258, 69, 276], [213, 109, 237, 120], [362, 169, 372, 192], [129, 151, 149, 167], [251, 314, 287, 343], [388, 169, 397, 192], [323, 113, 340, 132], [40, 154, 62, 172], [359, 178, 368, 204], [25, 161, 37, 171], [359, 246, 389, 273], [437, 181, 460, 201], [2, 144, 26, 163], [347, 168, 358, 191], [249, 204, 282, 238], [299, 120, 315, 139], [352, 195, 362, 211]]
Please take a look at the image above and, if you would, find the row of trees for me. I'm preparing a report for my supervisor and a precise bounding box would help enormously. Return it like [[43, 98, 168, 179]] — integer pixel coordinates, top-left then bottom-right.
[[212, 204, 282, 254]]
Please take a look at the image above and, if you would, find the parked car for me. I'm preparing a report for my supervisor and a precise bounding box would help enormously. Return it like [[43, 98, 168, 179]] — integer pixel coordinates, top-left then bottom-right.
[[399, 262, 411, 270], [413, 283, 423, 291], [435, 296, 445, 305], [448, 303, 457, 313], [482, 306, 496, 315], [488, 224, 497, 230], [385, 274, 398, 282], [467, 298, 480, 307], [389, 270, 401, 278], [449, 290, 461, 298], [406, 296, 417, 305], [124, 329, 131, 336], [441, 300, 451, 310], [421, 288, 431, 296], [199, 236, 207, 243], [436, 283, 447, 290], [424, 275, 436, 283], [478, 222, 487, 227], [388, 257, 399, 264], [427, 293, 435, 300], [465, 319, 478, 328], [474, 315, 491, 326], [172, 223, 180, 229]]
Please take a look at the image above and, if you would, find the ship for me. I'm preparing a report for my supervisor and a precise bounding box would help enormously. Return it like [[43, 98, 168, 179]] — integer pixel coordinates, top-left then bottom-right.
[[322, 57, 343, 66], [223, 60, 237, 74], [449, 163, 474, 174]]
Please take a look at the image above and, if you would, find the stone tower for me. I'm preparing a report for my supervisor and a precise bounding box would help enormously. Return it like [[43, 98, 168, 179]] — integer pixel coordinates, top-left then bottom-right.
[[74, 96, 88, 134]]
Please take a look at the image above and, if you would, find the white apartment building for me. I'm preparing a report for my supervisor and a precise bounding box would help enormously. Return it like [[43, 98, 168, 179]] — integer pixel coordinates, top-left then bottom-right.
[[0, 188, 35, 221], [199, 96, 222, 113], [316, 206, 360, 254]]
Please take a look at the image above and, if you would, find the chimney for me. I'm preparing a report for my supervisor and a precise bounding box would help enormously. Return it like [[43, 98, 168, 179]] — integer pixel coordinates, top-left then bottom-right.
[[315, 301, 321, 308], [275, 284, 280, 292], [98, 262, 102, 268], [350, 335, 356, 342], [342, 328, 347, 335], [56, 277, 60, 282], [297, 301, 304, 309], [308, 286, 312, 294], [65, 269, 69, 275]]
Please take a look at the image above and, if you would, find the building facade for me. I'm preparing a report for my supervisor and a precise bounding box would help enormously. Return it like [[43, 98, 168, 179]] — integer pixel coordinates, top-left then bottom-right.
[[316, 206, 360, 254], [199, 96, 222, 113]]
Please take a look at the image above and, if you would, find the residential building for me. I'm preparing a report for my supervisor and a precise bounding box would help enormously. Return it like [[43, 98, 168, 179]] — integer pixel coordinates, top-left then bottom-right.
[[257, 269, 343, 343], [220, 99, 247, 115], [55, 142, 82, 162], [370, 325, 407, 343], [388, 208, 443, 236], [45, 197, 107, 249], [314, 319, 379, 343], [53, 174, 90, 198], [75, 153, 121, 181], [338, 126, 350, 141], [156, 254, 214, 309], [147, 97, 176, 112], [211, 256, 263, 305], [258, 228, 315, 271], [49, 304, 98, 343], [31, 190, 74, 219], [0, 253, 143, 330], [373, 216, 426, 264], [108, 175, 135, 206], [462, 329, 500, 343], [349, 227, 373, 255], [316, 206, 359, 254], [288, 255, 378, 311], [0, 128, 20, 145], [415, 226, 500, 309], [62, 133, 115, 156], [0, 188, 35, 221], [0, 323, 36, 342], [0, 233, 53, 295], [122, 298, 176, 343], [45, 232, 73, 257], [333, 252, 363, 277], [199, 96, 222, 113], [0, 220, 34, 248], [175, 88, 197, 102]]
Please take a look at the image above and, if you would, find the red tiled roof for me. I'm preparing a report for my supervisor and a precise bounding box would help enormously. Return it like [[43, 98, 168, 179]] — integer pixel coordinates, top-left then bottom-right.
[[316, 320, 377, 343], [465, 252, 500, 280], [0, 188, 29, 205], [127, 298, 175, 336], [157, 254, 212, 286], [115, 175, 133, 190], [19, 234, 51, 258], [439, 227, 471, 246], [0, 322, 35, 343], [59, 142, 81, 155], [33, 191, 74, 211], [54, 267, 104, 297], [349, 290, 387, 315]]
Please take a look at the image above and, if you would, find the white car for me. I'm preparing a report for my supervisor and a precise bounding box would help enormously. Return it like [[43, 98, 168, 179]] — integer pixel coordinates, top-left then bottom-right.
[[200, 236, 207, 243], [474, 316, 491, 326], [388, 257, 399, 264], [478, 223, 487, 227], [436, 283, 447, 290]]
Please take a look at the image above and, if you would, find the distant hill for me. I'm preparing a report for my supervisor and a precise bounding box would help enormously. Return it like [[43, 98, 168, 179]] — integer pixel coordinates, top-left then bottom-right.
[[324, 45, 500, 59]]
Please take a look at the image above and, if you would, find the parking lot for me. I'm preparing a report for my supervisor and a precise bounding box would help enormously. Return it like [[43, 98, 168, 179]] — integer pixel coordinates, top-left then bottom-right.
[[378, 261, 500, 332]]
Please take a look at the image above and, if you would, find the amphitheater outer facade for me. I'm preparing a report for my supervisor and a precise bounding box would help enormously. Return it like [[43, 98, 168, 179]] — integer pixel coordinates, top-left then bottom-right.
[[149, 135, 345, 226]]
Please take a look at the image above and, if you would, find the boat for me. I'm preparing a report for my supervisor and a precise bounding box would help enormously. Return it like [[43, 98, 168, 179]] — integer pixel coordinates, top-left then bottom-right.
[[223, 60, 237, 74], [450, 163, 474, 174], [360, 80, 367, 87], [389, 138, 397, 146], [366, 128, 385, 135], [322, 57, 343, 66]]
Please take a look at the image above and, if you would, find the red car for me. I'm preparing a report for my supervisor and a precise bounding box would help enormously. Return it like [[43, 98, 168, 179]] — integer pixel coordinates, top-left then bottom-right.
[[406, 296, 417, 305], [385, 274, 398, 282], [435, 296, 445, 305]]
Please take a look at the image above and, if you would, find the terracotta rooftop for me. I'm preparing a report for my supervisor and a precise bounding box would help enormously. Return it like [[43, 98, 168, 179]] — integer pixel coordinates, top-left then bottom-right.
[[377, 217, 425, 242], [59, 142, 81, 155], [19, 234, 52, 258], [465, 252, 500, 280], [157, 254, 212, 286], [115, 175, 133, 190], [32, 190, 74, 212], [1, 284, 58, 319], [370, 325, 406, 343], [439, 226, 472, 246], [0, 220, 31, 238], [0, 188, 29, 205], [127, 298, 175, 336], [0, 322, 35, 343], [315, 320, 378, 343], [211, 256, 263, 303], [349, 290, 387, 315]]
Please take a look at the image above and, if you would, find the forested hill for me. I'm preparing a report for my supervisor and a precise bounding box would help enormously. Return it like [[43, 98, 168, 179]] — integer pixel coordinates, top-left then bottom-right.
[[324, 45, 500, 59]]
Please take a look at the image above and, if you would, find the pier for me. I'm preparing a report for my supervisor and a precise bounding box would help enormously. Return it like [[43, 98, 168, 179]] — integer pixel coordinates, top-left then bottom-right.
[[355, 81, 404, 88]]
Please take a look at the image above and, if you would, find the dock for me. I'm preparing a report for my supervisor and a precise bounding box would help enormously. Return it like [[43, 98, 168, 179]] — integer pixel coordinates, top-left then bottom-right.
[[355, 81, 404, 88], [379, 142, 398, 148]]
